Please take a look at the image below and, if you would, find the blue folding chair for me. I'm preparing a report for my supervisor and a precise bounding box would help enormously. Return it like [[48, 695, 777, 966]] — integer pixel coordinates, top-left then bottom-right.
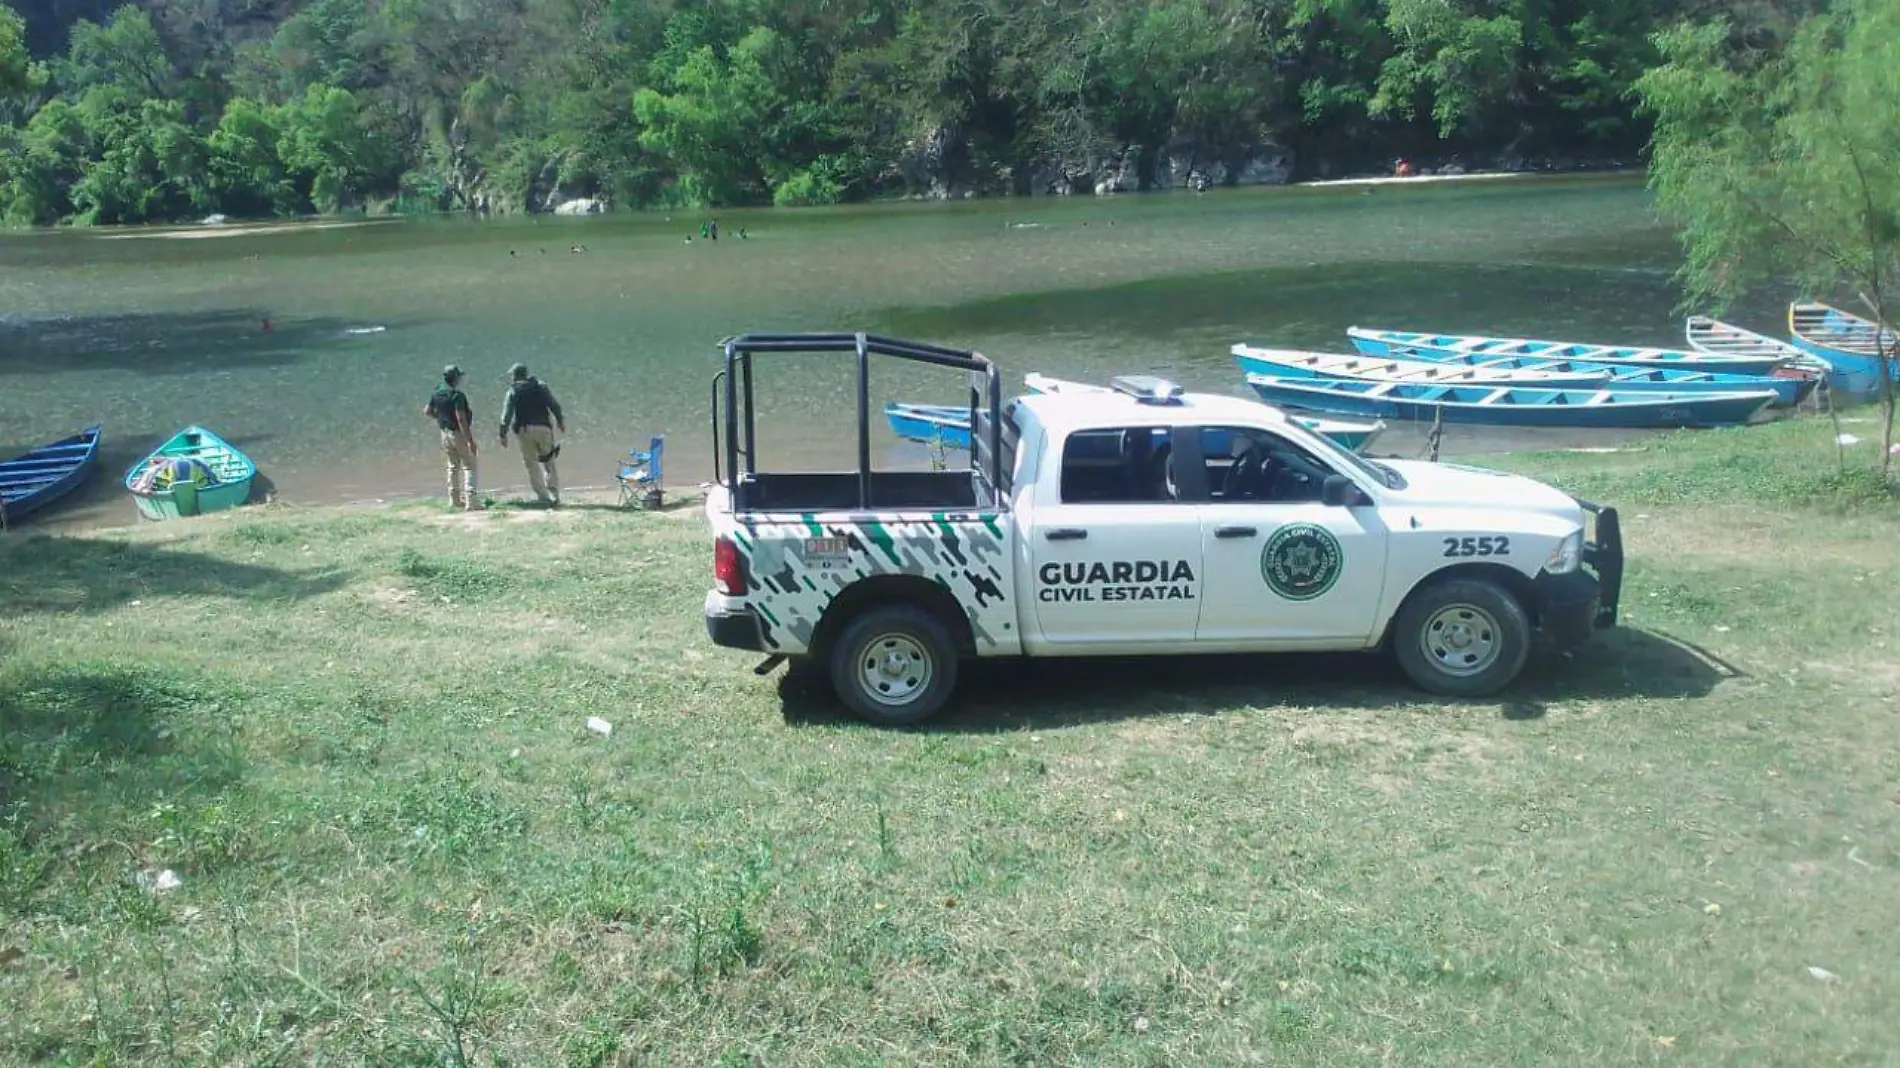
[[616, 433, 665, 508]]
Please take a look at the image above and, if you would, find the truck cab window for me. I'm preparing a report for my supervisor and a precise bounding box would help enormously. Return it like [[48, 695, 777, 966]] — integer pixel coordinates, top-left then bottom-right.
[[1060, 426, 1178, 504], [1200, 426, 1336, 504]]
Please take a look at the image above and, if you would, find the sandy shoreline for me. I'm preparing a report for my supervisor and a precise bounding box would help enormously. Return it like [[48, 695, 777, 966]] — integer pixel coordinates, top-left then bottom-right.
[[92, 219, 394, 241]]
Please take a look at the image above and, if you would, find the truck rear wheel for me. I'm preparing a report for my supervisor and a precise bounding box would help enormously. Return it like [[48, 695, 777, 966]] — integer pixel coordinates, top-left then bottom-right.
[[1393, 578, 1531, 698], [828, 606, 960, 727]]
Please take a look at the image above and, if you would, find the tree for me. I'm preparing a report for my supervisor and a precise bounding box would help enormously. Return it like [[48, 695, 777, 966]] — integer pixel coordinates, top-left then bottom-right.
[[1633, 0, 1900, 481]]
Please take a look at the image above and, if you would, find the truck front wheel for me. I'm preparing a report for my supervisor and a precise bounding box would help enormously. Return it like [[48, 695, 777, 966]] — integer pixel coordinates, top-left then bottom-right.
[[1393, 578, 1531, 698], [828, 606, 960, 727]]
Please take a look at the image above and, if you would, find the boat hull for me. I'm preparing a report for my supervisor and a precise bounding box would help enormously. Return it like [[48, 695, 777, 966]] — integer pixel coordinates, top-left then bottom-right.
[[1230, 345, 1613, 390], [124, 426, 258, 520], [1315, 345, 1813, 408], [1348, 327, 1787, 377], [0, 425, 103, 522], [1787, 303, 1899, 399], [1243, 374, 1776, 429]]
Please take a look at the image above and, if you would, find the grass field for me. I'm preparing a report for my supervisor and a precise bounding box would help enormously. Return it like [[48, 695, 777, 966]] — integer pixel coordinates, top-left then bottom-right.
[[3, 416, 1897, 1067]]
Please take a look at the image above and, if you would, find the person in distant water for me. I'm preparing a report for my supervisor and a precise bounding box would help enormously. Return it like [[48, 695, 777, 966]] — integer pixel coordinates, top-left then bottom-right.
[[1394, 158, 1416, 178], [709, 218, 719, 241], [424, 364, 479, 511], [498, 362, 567, 506]]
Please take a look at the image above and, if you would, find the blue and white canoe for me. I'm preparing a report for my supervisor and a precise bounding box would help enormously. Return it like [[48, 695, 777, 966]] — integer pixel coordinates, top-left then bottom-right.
[[1243, 373, 1779, 429], [1347, 326, 1790, 377], [1318, 340, 1816, 409], [1788, 302, 1899, 399], [1020, 372, 1388, 453], [1231, 344, 1613, 389], [0, 424, 103, 522]]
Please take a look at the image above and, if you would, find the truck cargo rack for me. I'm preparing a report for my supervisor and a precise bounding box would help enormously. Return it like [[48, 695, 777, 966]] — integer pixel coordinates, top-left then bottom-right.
[[710, 332, 1006, 512]]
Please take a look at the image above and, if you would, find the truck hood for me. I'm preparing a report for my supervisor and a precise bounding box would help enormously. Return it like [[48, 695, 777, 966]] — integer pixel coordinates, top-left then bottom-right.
[[1376, 459, 1583, 520]]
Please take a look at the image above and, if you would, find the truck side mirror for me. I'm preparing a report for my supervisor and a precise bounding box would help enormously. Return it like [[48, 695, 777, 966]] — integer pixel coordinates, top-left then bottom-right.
[[1322, 474, 1371, 507]]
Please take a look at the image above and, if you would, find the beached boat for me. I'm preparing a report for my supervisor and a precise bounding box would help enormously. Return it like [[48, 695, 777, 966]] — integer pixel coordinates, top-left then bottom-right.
[[123, 425, 258, 520], [1305, 341, 1814, 409], [1787, 302, 1899, 398], [1231, 344, 1613, 389], [1243, 373, 1778, 428], [885, 402, 972, 450], [1019, 372, 1387, 452], [1686, 315, 1828, 373], [0, 425, 102, 523], [1347, 326, 1790, 377]]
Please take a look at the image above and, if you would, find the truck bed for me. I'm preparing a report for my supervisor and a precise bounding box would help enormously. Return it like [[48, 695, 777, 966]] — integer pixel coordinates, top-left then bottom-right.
[[736, 470, 981, 512]]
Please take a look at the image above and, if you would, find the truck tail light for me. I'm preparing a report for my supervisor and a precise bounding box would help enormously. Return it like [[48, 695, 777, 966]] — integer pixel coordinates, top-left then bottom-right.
[[713, 536, 747, 595]]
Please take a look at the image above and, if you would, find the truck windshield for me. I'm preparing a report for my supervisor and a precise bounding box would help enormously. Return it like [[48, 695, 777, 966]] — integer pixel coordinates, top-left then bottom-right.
[[1320, 436, 1408, 490]]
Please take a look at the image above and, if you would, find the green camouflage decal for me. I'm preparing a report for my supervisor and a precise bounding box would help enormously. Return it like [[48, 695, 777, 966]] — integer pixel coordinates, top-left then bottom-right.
[[734, 511, 1013, 655]]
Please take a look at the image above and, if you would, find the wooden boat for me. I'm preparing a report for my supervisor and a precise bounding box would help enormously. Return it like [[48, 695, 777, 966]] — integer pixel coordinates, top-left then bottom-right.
[[885, 402, 971, 450], [1318, 341, 1815, 409], [1347, 326, 1790, 377], [1686, 315, 1828, 374], [0, 425, 102, 523], [1243, 373, 1779, 428], [123, 425, 258, 520], [1019, 372, 1387, 452], [1231, 344, 1613, 388], [1787, 302, 1900, 398]]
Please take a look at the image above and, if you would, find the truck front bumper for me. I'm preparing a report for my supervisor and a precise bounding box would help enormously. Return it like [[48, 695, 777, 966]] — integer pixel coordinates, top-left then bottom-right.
[[704, 589, 767, 652], [1534, 498, 1625, 653]]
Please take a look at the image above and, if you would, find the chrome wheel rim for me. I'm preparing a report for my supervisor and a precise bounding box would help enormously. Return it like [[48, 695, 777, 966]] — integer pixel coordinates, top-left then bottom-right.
[[1420, 603, 1501, 677], [857, 633, 933, 706]]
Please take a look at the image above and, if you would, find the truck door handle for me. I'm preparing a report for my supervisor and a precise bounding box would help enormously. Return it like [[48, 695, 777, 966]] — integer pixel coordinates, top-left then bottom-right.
[[1215, 525, 1257, 539], [1044, 528, 1088, 541]]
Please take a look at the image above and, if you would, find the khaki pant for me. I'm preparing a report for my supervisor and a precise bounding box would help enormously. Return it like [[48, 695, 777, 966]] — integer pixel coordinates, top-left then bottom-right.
[[441, 429, 477, 509], [515, 424, 560, 501]]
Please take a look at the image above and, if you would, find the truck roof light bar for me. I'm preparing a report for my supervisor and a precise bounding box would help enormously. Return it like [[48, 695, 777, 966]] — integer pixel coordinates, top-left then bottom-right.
[[1110, 374, 1186, 405]]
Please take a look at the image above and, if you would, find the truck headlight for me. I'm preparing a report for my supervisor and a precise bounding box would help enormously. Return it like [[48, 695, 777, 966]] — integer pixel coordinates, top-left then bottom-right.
[[1545, 530, 1583, 575]]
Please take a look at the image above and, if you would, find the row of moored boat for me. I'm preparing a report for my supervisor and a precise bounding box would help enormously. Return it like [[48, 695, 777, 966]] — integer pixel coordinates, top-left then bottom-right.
[[884, 301, 1896, 448]]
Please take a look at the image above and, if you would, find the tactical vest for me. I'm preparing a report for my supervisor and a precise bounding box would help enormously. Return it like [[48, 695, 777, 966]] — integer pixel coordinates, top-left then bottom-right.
[[508, 379, 554, 429], [429, 387, 466, 431]]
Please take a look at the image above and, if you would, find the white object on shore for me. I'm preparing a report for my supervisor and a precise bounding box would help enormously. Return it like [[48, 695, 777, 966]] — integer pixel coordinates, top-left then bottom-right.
[[585, 716, 613, 737], [1836, 433, 1861, 446], [1808, 966, 1836, 982]]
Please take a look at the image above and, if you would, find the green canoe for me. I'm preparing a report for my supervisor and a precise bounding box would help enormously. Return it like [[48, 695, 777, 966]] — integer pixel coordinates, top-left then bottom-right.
[[124, 425, 258, 520]]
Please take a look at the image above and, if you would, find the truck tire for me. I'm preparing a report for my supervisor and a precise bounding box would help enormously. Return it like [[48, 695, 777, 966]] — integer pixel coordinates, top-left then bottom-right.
[[1392, 577, 1531, 698], [828, 605, 960, 727]]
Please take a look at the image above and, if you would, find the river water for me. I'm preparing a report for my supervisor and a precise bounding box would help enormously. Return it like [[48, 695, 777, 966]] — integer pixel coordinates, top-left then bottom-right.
[[2, 172, 1718, 530]]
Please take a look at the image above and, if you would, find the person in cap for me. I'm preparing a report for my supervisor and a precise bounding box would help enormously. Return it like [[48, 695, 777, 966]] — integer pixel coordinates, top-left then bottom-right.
[[423, 364, 479, 510], [498, 362, 567, 505]]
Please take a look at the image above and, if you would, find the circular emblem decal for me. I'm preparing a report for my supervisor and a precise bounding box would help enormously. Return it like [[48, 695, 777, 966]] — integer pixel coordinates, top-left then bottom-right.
[[1261, 523, 1344, 601]]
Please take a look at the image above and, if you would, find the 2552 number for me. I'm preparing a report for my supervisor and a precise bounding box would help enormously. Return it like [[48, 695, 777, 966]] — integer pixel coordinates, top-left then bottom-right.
[[1443, 536, 1510, 558]]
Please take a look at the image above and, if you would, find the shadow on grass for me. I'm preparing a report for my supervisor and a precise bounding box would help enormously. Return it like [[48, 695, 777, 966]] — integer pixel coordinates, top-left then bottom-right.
[[0, 309, 424, 378], [0, 531, 348, 617], [779, 626, 1738, 731], [0, 666, 248, 902]]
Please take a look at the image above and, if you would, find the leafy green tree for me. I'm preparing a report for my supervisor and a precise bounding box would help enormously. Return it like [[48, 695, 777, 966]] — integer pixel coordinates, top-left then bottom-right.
[[66, 87, 209, 223], [1634, 0, 1900, 480], [0, 97, 87, 224]]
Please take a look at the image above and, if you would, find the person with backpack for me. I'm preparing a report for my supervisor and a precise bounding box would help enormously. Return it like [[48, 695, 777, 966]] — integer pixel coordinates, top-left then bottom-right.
[[423, 364, 479, 511], [498, 362, 568, 505]]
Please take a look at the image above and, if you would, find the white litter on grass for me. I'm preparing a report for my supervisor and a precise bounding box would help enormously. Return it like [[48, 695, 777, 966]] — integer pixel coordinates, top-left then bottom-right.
[[137, 869, 182, 894], [586, 717, 613, 737], [1808, 966, 1836, 982], [1836, 434, 1861, 446]]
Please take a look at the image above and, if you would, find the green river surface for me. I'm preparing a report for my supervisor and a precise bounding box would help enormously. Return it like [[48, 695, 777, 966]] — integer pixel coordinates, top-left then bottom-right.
[[3, 172, 1735, 530]]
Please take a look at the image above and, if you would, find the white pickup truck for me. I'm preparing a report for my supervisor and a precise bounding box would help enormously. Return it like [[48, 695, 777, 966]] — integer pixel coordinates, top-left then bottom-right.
[[702, 333, 1625, 726]]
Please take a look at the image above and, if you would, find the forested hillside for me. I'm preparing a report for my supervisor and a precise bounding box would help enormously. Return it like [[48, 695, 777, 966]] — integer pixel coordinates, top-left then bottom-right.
[[0, 0, 1814, 225]]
